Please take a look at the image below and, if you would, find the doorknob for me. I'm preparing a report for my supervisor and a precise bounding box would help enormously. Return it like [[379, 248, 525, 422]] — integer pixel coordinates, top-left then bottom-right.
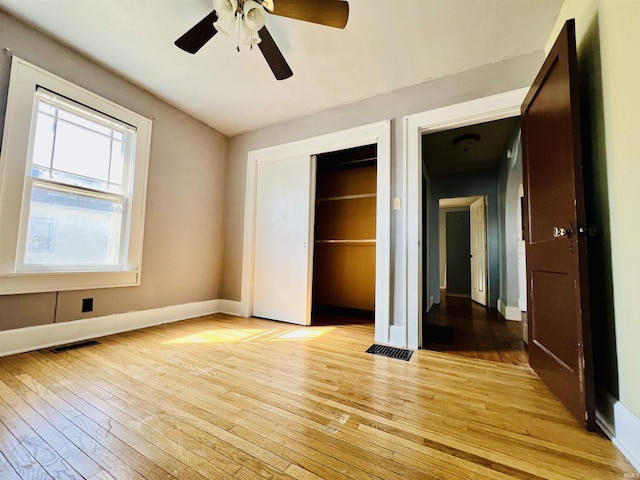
[[552, 226, 572, 238]]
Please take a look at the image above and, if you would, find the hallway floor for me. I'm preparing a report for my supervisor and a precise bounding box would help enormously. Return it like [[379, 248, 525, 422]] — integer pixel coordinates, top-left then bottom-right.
[[423, 294, 528, 366]]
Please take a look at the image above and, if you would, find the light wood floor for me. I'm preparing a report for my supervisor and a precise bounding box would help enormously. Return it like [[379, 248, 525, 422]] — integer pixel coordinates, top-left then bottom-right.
[[0, 314, 634, 479]]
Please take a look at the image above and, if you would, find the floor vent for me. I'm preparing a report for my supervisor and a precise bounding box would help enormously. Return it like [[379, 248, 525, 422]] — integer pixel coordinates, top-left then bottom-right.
[[51, 340, 100, 354], [366, 344, 413, 361]]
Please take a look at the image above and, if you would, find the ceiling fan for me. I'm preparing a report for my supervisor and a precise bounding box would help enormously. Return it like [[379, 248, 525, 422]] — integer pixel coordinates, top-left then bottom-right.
[[174, 0, 349, 80]]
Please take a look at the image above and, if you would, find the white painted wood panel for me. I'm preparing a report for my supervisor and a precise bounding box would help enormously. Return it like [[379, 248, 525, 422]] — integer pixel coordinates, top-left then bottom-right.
[[252, 156, 314, 325], [470, 196, 487, 306]]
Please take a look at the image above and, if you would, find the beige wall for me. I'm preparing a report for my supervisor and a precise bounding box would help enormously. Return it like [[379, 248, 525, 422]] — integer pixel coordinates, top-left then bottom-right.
[[0, 10, 228, 330], [548, 0, 640, 420]]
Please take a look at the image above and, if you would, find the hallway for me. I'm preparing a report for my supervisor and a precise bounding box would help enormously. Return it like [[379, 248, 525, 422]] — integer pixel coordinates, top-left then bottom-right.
[[423, 293, 528, 366]]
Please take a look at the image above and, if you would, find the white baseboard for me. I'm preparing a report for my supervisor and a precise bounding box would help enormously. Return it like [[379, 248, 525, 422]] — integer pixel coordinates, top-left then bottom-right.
[[0, 298, 242, 358], [427, 295, 434, 312], [596, 390, 617, 440], [389, 325, 405, 347], [497, 298, 522, 321], [613, 401, 640, 473], [217, 299, 242, 316]]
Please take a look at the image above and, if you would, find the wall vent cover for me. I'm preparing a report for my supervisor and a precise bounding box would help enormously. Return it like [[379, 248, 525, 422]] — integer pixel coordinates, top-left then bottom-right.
[[50, 340, 100, 354], [366, 344, 413, 361]]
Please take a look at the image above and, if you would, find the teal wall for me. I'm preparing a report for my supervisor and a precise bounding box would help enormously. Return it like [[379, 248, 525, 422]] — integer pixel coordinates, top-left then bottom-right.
[[428, 170, 499, 308]]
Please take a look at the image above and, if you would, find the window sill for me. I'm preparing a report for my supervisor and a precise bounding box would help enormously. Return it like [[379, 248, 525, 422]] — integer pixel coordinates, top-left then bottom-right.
[[0, 270, 140, 295]]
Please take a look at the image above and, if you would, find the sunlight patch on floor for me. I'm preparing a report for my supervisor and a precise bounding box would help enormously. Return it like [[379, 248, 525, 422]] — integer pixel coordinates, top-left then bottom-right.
[[272, 327, 334, 341], [162, 328, 268, 344], [162, 326, 334, 345]]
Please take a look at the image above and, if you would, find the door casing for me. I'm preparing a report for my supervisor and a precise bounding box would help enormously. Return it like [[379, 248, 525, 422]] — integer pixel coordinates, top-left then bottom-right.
[[404, 88, 529, 349], [241, 121, 392, 344]]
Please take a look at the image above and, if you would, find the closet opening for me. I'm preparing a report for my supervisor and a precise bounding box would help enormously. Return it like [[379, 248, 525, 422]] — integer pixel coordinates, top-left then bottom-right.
[[311, 144, 377, 326]]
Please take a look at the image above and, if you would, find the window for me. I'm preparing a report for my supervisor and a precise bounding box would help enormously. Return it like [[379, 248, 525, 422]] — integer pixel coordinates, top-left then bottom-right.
[[0, 57, 152, 294]]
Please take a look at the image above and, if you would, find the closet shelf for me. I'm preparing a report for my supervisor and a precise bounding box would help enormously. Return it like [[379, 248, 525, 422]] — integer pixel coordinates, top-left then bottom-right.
[[317, 193, 376, 202], [315, 239, 376, 244]]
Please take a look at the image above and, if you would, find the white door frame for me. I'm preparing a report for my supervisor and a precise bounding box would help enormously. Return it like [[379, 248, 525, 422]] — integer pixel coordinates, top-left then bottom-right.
[[241, 120, 392, 344], [403, 89, 528, 349]]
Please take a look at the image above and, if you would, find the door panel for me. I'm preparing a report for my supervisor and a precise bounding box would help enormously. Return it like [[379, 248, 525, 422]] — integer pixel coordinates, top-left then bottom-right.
[[470, 196, 487, 306], [531, 270, 577, 371], [521, 19, 595, 428], [253, 156, 314, 325]]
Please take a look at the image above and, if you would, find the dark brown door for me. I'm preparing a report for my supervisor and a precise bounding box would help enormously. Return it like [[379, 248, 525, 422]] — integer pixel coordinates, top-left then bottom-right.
[[521, 19, 595, 429]]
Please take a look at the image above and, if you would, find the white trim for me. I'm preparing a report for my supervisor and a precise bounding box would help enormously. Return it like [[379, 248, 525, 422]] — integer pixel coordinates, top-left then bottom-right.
[[613, 401, 640, 473], [403, 88, 529, 350], [497, 298, 522, 321], [217, 299, 242, 316], [241, 121, 392, 345], [0, 270, 140, 295], [597, 389, 617, 440], [0, 298, 242, 358], [389, 325, 405, 346], [0, 56, 151, 295]]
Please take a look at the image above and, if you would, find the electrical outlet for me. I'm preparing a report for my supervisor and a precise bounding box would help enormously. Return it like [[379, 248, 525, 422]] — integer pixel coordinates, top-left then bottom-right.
[[393, 197, 401, 210], [82, 298, 93, 312]]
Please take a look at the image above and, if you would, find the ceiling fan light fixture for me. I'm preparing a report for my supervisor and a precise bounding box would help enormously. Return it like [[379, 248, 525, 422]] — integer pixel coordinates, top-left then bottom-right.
[[243, 0, 267, 32], [242, 21, 262, 45], [257, 0, 275, 13], [213, 0, 239, 36], [175, 0, 349, 80]]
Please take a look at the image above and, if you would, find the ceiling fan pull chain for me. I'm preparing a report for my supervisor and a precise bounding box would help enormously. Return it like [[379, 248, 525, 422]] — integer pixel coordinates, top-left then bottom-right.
[[236, 15, 241, 52]]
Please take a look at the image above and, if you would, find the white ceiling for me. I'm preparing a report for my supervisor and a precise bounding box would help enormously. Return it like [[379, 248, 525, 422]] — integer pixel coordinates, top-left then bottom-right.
[[0, 0, 563, 137]]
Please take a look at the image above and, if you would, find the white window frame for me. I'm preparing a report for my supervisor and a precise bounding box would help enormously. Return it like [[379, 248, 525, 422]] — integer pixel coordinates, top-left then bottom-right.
[[0, 57, 152, 295]]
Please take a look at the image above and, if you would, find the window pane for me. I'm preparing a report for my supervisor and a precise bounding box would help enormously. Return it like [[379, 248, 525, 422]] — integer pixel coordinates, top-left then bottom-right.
[[32, 111, 55, 169], [52, 120, 111, 185], [24, 186, 123, 266], [109, 140, 125, 187], [58, 108, 112, 136]]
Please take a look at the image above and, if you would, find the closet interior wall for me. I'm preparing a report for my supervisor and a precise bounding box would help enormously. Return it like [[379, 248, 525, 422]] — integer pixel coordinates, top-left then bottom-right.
[[312, 145, 377, 318]]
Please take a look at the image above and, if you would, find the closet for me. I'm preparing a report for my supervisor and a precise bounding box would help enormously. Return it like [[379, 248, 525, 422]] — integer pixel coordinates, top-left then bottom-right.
[[312, 145, 377, 322]]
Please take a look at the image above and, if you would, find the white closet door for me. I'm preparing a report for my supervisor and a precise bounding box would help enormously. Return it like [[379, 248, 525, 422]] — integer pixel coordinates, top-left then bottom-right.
[[253, 156, 314, 325]]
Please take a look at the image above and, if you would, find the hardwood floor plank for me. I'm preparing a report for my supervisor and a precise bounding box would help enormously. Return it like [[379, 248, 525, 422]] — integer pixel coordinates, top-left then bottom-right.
[[0, 450, 22, 480], [53, 350, 277, 478], [425, 295, 528, 366], [0, 392, 84, 480], [0, 358, 150, 480], [0, 315, 634, 480], [17, 351, 179, 480], [0, 420, 53, 480], [0, 366, 110, 480], [284, 463, 326, 480], [30, 354, 237, 480]]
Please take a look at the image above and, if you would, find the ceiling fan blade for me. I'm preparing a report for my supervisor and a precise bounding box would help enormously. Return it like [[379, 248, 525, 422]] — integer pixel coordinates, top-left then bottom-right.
[[270, 0, 349, 29], [175, 10, 219, 54], [258, 26, 293, 80]]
